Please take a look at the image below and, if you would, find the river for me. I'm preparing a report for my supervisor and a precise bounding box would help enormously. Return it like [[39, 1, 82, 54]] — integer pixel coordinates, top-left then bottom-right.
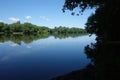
[[0, 35, 96, 80]]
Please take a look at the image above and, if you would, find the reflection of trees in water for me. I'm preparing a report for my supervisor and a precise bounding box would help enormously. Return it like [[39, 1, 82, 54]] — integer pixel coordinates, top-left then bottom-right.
[[51, 41, 120, 80], [0, 34, 49, 44], [53, 33, 87, 39], [85, 42, 120, 80], [0, 33, 86, 44]]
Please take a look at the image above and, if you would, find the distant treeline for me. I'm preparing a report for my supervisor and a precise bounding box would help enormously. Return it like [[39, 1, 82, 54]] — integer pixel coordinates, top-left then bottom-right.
[[0, 21, 87, 35]]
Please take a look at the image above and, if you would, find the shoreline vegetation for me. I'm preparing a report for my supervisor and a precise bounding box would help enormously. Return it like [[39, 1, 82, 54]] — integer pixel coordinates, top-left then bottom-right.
[[0, 21, 88, 44], [0, 21, 87, 35]]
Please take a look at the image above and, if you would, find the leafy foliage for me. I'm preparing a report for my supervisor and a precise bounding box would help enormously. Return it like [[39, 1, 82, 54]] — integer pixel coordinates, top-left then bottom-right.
[[59, 0, 120, 80], [63, 0, 120, 41], [0, 21, 87, 37]]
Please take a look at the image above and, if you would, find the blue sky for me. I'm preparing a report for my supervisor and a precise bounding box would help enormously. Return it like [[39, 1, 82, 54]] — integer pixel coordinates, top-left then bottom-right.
[[0, 0, 95, 28]]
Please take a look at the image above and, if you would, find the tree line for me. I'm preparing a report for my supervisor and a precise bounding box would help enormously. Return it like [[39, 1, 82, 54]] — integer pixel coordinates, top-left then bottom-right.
[[0, 21, 87, 35]]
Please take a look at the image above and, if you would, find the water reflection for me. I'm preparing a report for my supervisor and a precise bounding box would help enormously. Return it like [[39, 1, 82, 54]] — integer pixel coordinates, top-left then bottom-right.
[[0, 33, 87, 44], [52, 37, 120, 80], [0, 34, 49, 44], [10, 43, 19, 47], [0, 34, 95, 80]]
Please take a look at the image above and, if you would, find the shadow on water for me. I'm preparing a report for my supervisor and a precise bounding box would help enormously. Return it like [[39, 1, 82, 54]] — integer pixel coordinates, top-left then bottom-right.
[[51, 37, 120, 80]]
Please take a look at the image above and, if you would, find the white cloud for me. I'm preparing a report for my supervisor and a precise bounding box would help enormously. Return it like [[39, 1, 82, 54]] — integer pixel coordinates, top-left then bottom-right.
[[27, 45, 32, 48], [8, 17, 20, 22], [25, 16, 32, 19], [40, 16, 50, 21], [10, 43, 19, 47]]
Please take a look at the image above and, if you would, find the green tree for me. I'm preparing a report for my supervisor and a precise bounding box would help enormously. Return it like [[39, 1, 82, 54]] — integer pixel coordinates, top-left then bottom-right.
[[0, 22, 5, 32], [63, 0, 120, 41]]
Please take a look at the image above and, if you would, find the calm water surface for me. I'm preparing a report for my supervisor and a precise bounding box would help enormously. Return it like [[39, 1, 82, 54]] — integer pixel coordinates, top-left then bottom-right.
[[0, 35, 95, 80]]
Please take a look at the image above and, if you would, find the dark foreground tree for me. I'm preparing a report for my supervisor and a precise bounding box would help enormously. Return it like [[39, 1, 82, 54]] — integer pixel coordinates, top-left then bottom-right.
[[51, 0, 120, 80], [63, 0, 120, 42]]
